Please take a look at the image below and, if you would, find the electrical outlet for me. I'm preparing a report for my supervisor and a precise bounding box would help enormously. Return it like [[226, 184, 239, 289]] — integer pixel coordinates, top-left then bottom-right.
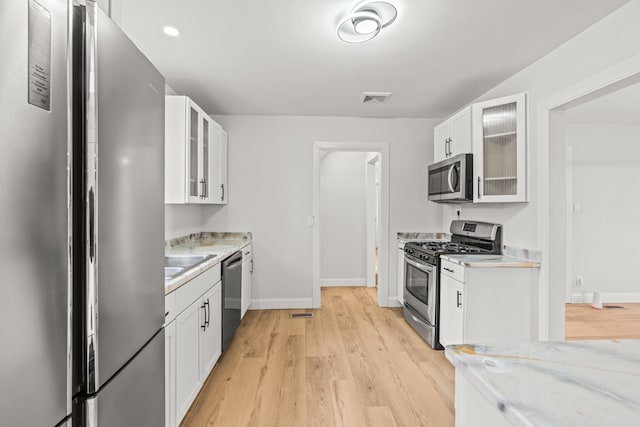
[[576, 276, 584, 287], [306, 216, 314, 227], [454, 205, 462, 219], [573, 203, 583, 213]]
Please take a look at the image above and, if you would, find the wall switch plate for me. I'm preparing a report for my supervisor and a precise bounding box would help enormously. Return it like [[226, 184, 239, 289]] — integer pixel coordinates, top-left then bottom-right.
[[306, 216, 314, 227], [576, 276, 584, 287], [573, 203, 583, 213]]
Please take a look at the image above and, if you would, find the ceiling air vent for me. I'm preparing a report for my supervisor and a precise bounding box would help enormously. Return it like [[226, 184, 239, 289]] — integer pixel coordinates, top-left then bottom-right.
[[361, 91, 391, 104]]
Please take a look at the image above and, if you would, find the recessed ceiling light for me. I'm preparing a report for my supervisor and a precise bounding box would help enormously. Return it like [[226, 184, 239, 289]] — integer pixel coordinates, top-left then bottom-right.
[[337, 0, 398, 43], [163, 26, 180, 37]]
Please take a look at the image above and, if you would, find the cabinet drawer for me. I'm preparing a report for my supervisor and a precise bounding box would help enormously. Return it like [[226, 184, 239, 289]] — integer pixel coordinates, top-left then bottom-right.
[[165, 292, 177, 324], [175, 264, 222, 316], [441, 259, 465, 282]]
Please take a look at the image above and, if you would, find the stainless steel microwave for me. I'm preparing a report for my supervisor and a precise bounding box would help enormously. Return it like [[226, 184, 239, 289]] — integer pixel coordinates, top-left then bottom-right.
[[427, 153, 473, 203]]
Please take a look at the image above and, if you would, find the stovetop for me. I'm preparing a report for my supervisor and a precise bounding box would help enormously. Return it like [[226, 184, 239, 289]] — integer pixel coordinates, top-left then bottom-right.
[[413, 241, 490, 255]]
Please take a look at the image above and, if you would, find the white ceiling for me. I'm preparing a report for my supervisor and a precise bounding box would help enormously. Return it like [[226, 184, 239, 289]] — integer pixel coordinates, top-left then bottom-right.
[[113, 0, 629, 118], [565, 81, 640, 124]]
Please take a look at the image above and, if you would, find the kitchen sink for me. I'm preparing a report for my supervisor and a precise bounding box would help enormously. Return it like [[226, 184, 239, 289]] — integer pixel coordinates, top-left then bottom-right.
[[164, 266, 185, 280], [165, 254, 212, 269]]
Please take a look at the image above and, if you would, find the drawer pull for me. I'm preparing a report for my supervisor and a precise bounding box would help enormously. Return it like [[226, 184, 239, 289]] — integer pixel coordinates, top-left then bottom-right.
[[443, 267, 454, 273]]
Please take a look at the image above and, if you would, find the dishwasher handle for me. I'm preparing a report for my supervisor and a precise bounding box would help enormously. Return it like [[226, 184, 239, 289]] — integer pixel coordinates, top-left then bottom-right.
[[223, 251, 243, 270]]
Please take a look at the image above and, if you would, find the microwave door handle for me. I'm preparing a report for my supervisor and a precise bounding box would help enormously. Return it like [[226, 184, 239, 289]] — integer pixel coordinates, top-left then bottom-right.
[[447, 165, 456, 193]]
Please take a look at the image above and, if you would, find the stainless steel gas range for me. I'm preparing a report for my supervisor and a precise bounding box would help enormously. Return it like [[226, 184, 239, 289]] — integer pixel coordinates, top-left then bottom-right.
[[403, 221, 502, 349]]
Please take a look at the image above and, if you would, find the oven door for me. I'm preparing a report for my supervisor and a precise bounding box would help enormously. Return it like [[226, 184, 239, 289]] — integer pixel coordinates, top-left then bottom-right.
[[403, 255, 436, 326]]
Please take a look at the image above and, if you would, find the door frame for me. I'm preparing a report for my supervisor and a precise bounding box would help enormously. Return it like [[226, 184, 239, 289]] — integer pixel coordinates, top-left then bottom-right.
[[537, 53, 640, 340], [365, 153, 381, 288], [312, 142, 390, 308]]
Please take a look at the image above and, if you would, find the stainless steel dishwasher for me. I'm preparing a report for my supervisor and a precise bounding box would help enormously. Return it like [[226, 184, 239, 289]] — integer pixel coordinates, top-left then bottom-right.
[[222, 251, 243, 351]]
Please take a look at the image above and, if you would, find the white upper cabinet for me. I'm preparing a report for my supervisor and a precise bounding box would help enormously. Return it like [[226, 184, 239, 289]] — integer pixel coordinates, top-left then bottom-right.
[[213, 128, 228, 204], [472, 93, 527, 203], [433, 106, 472, 163], [165, 96, 227, 204]]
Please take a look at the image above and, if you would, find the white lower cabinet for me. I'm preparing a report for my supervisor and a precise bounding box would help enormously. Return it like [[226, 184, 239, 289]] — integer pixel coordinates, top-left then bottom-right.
[[166, 264, 222, 427], [241, 244, 253, 318], [439, 259, 536, 348], [175, 299, 202, 421], [439, 275, 464, 348], [164, 320, 176, 427], [199, 284, 222, 378]]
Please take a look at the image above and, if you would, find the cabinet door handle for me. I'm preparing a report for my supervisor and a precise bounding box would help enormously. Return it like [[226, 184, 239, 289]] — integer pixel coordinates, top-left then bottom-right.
[[203, 179, 207, 198], [477, 176, 481, 199], [250, 259, 253, 274], [443, 267, 454, 273], [220, 184, 225, 201], [201, 302, 207, 330], [200, 179, 205, 198], [456, 291, 462, 308], [205, 299, 210, 328]]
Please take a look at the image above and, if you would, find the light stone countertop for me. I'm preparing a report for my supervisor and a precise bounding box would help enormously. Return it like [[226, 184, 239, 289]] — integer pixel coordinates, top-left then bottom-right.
[[441, 254, 541, 268], [445, 340, 640, 426], [397, 232, 450, 245], [164, 232, 251, 295]]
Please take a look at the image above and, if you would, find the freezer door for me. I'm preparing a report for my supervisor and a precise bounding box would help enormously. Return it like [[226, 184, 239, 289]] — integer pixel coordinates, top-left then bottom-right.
[[84, 330, 165, 427], [86, 6, 166, 391], [0, 0, 71, 426]]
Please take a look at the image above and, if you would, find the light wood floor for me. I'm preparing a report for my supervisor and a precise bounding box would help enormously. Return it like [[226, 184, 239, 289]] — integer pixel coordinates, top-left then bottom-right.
[[565, 303, 640, 340], [181, 287, 454, 427]]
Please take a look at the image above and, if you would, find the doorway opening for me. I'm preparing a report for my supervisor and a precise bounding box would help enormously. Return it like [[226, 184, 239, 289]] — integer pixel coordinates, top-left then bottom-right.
[[312, 142, 390, 308], [366, 153, 382, 289], [539, 56, 640, 341]]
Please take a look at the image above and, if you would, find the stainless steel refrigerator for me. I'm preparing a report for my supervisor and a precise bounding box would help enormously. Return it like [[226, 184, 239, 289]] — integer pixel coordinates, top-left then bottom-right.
[[0, 1, 165, 425]]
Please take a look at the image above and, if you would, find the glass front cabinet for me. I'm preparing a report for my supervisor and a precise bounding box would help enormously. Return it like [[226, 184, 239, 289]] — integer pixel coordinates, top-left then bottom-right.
[[165, 96, 227, 205], [472, 93, 527, 203]]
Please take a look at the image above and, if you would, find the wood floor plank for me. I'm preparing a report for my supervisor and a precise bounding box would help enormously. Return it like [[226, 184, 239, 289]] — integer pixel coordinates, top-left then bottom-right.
[[566, 303, 640, 340], [365, 406, 398, 427], [181, 287, 454, 427]]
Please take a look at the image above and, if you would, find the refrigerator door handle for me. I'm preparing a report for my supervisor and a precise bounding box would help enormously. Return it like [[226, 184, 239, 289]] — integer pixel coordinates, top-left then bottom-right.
[[89, 187, 95, 262], [83, 0, 100, 395]]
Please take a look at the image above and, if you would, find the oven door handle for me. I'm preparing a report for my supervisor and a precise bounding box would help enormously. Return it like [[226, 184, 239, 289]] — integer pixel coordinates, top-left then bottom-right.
[[405, 256, 435, 274]]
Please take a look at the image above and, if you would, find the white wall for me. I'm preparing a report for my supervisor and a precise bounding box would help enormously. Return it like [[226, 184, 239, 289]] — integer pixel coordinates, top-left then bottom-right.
[[319, 151, 367, 283], [438, 0, 640, 339], [566, 122, 640, 300], [165, 205, 203, 240], [200, 116, 441, 305]]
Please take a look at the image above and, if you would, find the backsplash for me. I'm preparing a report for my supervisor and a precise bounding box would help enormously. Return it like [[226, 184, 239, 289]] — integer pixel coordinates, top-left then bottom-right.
[[502, 245, 542, 263], [166, 232, 252, 249]]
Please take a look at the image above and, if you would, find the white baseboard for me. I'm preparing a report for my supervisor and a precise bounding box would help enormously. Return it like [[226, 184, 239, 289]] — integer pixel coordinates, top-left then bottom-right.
[[319, 278, 366, 287], [569, 292, 640, 304], [249, 298, 313, 310], [388, 296, 403, 308]]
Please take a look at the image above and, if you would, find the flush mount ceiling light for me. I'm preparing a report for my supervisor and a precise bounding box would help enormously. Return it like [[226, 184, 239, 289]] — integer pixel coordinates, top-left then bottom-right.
[[337, 0, 398, 43], [163, 26, 180, 37]]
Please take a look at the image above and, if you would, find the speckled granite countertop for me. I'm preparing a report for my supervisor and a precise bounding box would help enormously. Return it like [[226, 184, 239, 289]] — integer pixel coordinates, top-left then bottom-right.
[[441, 254, 541, 268], [446, 340, 640, 426], [397, 232, 450, 244], [164, 232, 252, 295]]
